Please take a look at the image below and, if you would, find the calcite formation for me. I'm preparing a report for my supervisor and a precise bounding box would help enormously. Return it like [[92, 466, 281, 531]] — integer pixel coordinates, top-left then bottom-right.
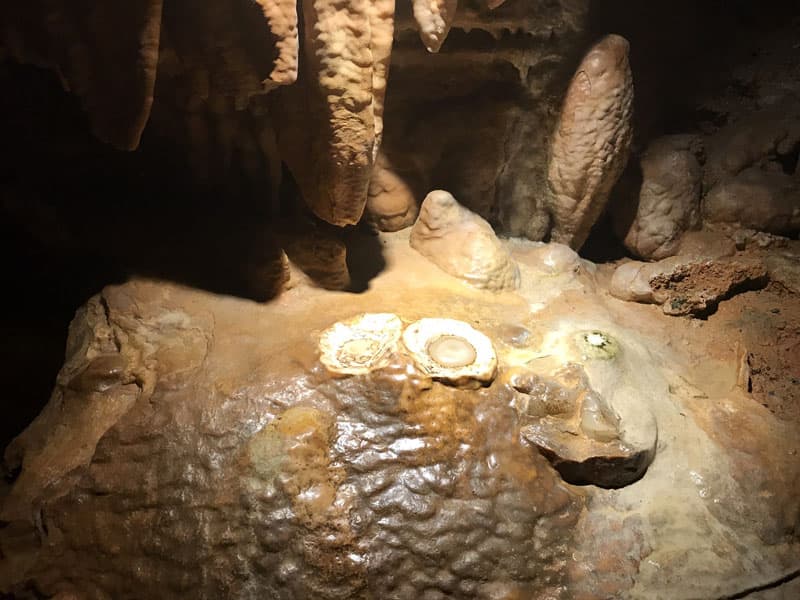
[[547, 34, 634, 250], [410, 190, 520, 291], [0, 1, 164, 150], [281, 229, 351, 290], [616, 135, 703, 260], [282, 0, 389, 225], [1, 232, 799, 599], [401, 318, 497, 387], [511, 363, 655, 489], [366, 153, 419, 232], [318, 313, 403, 375], [258, 0, 300, 87], [0, 0, 396, 227], [412, 0, 458, 53], [1, 0, 599, 244], [0, 0, 605, 245]]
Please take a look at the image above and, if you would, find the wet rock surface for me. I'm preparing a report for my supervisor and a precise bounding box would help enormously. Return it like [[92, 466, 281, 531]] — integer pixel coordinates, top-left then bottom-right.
[[2, 235, 798, 599]]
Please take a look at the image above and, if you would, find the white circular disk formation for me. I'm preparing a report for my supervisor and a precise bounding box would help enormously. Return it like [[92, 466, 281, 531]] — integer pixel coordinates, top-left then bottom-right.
[[402, 318, 497, 385], [319, 313, 403, 375]]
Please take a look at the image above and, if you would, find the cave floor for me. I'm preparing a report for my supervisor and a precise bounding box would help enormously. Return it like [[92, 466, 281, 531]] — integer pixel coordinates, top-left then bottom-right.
[[1, 231, 799, 599]]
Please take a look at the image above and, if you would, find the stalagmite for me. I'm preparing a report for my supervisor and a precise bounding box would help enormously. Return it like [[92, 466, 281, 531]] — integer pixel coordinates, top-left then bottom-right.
[[410, 190, 520, 292], [366, 152, 419, 231], [616, 135, 703, 260], [546, 34, 634, 250]]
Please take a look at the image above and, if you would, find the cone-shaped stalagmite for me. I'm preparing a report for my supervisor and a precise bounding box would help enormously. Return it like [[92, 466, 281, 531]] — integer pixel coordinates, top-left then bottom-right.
[[547, 34, 634, 250]]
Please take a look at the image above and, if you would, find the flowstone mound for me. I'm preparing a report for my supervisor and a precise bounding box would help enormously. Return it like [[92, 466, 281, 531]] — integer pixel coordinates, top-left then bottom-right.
[[1, 233, 798, 599]]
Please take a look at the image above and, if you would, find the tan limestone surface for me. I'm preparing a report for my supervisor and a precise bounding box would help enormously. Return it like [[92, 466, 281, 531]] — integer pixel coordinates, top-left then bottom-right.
[[1, 233, 798, 599]]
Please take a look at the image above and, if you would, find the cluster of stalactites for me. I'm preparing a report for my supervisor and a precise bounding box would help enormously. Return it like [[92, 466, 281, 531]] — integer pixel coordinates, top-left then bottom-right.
[[0, 0, 508, 227]]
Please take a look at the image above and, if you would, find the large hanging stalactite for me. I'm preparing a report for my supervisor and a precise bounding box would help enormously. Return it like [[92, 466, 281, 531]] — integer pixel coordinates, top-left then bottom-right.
[[256, 0, 300, 87], [275, 0, 397, 226], [411, 0, 458, 53]]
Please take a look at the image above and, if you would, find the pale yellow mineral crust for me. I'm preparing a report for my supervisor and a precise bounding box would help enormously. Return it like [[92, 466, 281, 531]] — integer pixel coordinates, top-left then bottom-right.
[[410, 190, 520, 292], [412, 0, 458, 53]]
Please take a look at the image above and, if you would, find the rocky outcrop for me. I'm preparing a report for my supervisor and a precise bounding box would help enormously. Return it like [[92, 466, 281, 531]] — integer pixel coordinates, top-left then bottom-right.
[[547, 34, 634, 250], [509, 361, 657, 488], [2, 234, 799, 599], [0, 280, 588, 599], [610, 257, 769, 316], [410, 190, 519, 291], [615, 135, 703, 260]]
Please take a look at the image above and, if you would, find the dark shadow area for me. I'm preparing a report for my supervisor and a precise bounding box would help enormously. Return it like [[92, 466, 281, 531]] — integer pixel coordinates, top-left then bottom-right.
[[580, 212, 635, 264], [583, 0, 800, 262], [582, 162, 643, 263], [587, 0, 800, 143], [343, 224, 389, 293], [0, 61, 386, 450]]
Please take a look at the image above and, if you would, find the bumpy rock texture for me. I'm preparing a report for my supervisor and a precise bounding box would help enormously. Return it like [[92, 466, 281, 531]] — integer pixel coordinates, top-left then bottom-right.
[[546, 34, 634, 250], [510, 361, 657, 488], [0, 280, 587, 599], [366, 152, 419, 232], [615, 135, 703, 260], [412, 0, 458, 53], [2, 235, 798, 599], [610, 256, 770, 317], [410, 190, 519, 291], [1, 0, 600, 243]]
